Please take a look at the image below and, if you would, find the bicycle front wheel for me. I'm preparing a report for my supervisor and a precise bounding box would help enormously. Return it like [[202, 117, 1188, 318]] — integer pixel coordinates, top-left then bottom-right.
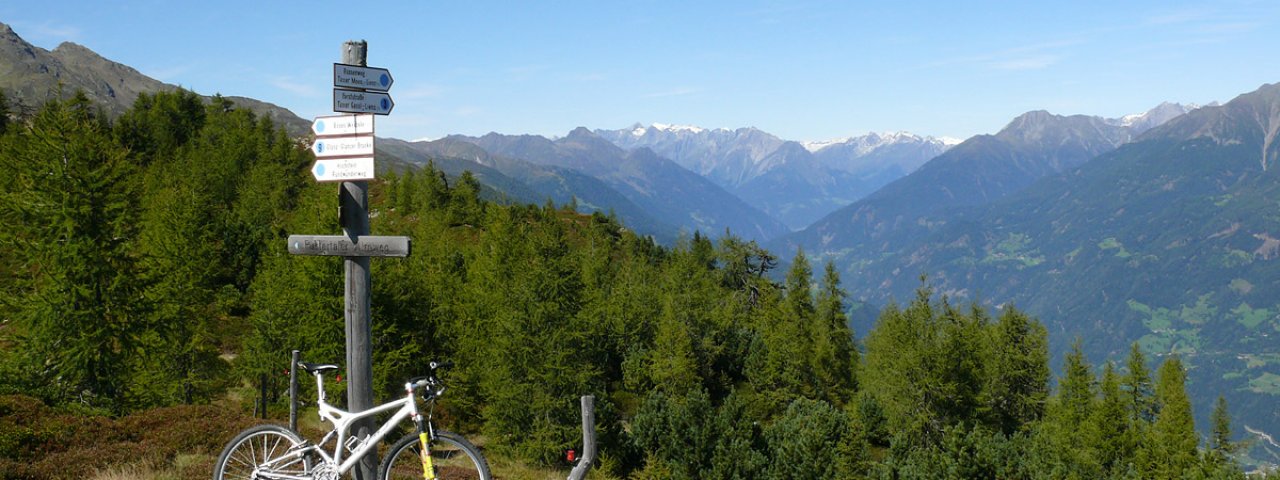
[[213, 424, 309, 480], [381, 430, 491, 480]]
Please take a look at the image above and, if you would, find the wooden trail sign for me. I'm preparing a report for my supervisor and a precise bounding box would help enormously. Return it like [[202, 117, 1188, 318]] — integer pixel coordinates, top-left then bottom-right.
[[288, 235, 410, 258]]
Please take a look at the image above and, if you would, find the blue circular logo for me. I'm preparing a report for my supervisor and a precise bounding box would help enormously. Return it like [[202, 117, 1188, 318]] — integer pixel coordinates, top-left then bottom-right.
[[315, 163, 326, 177], [381, 98, 390, 111], [314, 120, 325, 133], [315, 142, 325, 153], [380, 74, 390, 87]]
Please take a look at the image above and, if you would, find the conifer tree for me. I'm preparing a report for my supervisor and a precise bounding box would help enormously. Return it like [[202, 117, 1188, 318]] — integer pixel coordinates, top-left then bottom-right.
[[0, 92, 144, 410], [1094, 362, 1135, 473], [1038, 339, 1102, 477], [1142, 355, 1198, 478], [133, 178, 226, 405], [813, 261, 857, 405], [0, 89, 10, 134], [1122, 343, 1156, 425], [981, 306, 1049, 434], [1208, 395, 1235, 467], [1056, 340, 1095, 426]]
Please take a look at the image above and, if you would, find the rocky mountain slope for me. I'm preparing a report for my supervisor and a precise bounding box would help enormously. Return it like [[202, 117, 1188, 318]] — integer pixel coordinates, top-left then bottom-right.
[[0, 22, 308, 135], [597, 124, 954, 229], [458, 128, 789, 241]]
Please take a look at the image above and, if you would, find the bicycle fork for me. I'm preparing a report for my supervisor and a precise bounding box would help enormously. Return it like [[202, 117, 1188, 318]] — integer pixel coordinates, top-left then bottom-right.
[[415, 414, 436, 480]]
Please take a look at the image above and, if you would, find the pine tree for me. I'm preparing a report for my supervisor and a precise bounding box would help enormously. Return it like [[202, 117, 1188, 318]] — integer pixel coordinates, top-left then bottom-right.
[[1039, 339, 1102, 477], [0, 89, 10, 134], [0, 92, 145, 410], [1141, 355, 1198, 478], [1093, 362, 1135, 474], [813, 261, 857, 405], [132, 178, 226, 406], [114, 89, 206, 165], [1208, 395, 1235, 467], [981, 306, 1049, 434], [1122, 343, 1156, 425]]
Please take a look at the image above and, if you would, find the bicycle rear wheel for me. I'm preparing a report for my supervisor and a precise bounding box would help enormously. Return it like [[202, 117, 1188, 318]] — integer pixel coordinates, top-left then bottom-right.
[[381, 430, 491, 480], [213, 424, 309, 480]]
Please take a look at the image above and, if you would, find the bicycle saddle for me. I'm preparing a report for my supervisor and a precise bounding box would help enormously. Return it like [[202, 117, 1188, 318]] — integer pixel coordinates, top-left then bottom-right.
[[299, 362, 339, 375]]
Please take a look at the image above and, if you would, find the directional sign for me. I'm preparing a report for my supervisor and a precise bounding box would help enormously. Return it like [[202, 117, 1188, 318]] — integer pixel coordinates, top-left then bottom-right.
[[312, 135, 374, 158], [334, 63, 394, 92], [312, 157, 375, 182], [288, 234, 411, 258], [313, 114, 374, 137], [334, 89, 394, 115]]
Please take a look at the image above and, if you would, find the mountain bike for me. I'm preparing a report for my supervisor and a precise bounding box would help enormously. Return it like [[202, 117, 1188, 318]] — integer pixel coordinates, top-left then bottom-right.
[[213, 360, 490, 480]]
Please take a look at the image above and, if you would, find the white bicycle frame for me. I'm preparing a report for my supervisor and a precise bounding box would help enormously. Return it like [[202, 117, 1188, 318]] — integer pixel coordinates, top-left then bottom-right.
[[258, 372, 427, 479]]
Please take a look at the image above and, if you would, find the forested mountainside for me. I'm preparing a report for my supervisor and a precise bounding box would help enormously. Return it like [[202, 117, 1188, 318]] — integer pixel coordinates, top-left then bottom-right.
[[0, 90, 1261, 478], [777, 83, 1280, 465]]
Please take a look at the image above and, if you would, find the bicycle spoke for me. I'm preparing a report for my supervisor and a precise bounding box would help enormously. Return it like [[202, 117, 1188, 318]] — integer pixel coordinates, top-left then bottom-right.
[[215, 426, 310, 480]]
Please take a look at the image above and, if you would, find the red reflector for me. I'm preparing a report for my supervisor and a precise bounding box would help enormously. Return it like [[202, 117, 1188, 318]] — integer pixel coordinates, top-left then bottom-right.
[[567, 449, 576, 462]]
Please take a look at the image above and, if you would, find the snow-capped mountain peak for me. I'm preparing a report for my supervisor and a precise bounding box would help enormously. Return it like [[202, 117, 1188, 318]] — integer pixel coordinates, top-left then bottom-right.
[[1106, 101, 1212, 134], [801, 131, 946, 154], [650, 123, 707, 134]]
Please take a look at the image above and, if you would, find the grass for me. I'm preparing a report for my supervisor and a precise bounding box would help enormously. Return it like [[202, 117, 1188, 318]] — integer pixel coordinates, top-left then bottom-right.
[[1248, 373, 1280, 395], [1234, 303, 1274, 330]]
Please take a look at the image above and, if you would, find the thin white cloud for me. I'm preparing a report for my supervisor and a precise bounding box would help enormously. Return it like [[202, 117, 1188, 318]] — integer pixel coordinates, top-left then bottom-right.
[[992, 55, 1059, 71], [642, 87, 699, 99], [10, 20, 82, 45], [454, 106, 482, 117], [738, 2, 813, 25], [570, 72, 609, 82], [397, 84, 445, 100], [926, 39, 1080, 72], [1145, 8, 1210, 25], [1195, 21, 1262, 35], [270, 76, 320, 97], [144, 64, 195, 82]]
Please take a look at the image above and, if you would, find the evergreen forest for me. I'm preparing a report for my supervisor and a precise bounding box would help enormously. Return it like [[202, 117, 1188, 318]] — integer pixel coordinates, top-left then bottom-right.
[[0, 90, 1266, 479]]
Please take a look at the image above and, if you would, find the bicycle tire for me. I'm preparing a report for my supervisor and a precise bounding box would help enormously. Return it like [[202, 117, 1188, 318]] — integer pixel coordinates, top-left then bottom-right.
[[213, 424, 309, 480], [380, 430, 492, 480]]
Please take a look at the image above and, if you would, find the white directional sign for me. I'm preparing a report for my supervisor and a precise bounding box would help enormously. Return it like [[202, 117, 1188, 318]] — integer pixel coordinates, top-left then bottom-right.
[[312, 135, 374, 158], [312, 157, 375, 182], [334, 89, 394, 115], [312, 114, 374, 136], [334, 63, 394, 92]]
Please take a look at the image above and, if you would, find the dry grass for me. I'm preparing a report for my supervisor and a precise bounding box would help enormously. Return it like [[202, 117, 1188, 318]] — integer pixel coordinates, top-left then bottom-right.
[[89, 461, 175, 480], [0, 394, 258, 480], [1, 395, 619, 480]]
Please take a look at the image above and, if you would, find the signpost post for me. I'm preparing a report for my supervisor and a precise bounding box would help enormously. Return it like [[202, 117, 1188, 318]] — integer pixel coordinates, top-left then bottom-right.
[[288, 40, 398, 480]]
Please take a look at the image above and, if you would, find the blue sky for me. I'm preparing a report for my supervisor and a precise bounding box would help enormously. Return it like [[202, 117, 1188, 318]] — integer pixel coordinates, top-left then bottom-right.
[[3, 1, 1278, 143]]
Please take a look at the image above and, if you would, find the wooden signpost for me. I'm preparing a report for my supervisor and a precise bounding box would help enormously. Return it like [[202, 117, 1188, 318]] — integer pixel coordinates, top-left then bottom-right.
[[289, 40, 399, 480]]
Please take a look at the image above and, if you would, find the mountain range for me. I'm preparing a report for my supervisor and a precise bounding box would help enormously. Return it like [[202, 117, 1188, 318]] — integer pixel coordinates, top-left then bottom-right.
[[597, 124, 955, 229], [776, 84, 1280, 463], [455, 128, 789, 241], [3, 20, 1278, 463]]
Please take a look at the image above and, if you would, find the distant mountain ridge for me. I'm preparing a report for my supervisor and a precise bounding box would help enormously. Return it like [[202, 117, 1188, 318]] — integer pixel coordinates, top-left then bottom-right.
[[596, 124, 955, 229], [379, 136, 680, 243], [454, 127, 790, 241], [778, 84, 1280, 462], [0, 22, 309, 135], [780, 102, 1196, 257]]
